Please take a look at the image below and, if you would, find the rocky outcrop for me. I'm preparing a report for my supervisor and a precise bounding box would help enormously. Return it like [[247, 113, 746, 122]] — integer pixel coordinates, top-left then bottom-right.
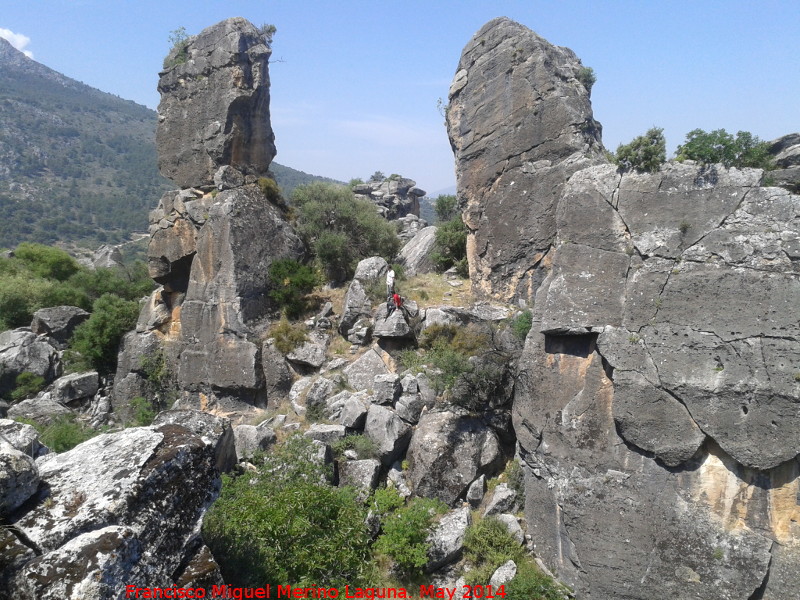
[[446, 17, 605, 303], [444, 17, 800, 599], [353, 177, 426, 220], [156, 18, 275, 189], [1, 411, 232, 598], [512, 157, 799, 599], [115, 17, 305, 416], [398, 226, 438, 277]]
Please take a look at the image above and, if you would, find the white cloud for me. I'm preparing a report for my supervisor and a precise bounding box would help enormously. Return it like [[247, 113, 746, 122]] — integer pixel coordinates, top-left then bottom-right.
[[0, 28, 34, 58]]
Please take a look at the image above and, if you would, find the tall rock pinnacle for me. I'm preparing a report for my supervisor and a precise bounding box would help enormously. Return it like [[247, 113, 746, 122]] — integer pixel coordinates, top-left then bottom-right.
[[446, 17, 605, 303], [156, 17, 276, 189]]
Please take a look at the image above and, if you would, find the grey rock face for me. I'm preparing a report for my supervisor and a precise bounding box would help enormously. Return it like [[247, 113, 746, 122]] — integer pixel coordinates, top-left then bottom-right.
[[768, 133, 800, 193], [50, 372, 99, 407], [304, 424, 346, 445], [0, 329, 61, 398], [0, 419, 48, 458], [157, 18, 275, 188], [407, 409, 503, 505], [286, 330, 329, 369], [29, 306, 89, 350], [0, 440, 39, 517], [483, 482, 517, 517], [338, 458, 381, 500], [373, 302, 416, 339], [151, 409, 236, 473], [339, 279, 373, 343], [363, 404, 412, 466], [343, 348, 390, 391], [233, 423, 276, 461], [489, 560, 517, 586], [354, 256, 389, 282], [446, 17, 605, 303], [398, 226, 438, 277], [447, 21, 799, 594], [426, 506, 471, 571], [7, 395, 72, 426]]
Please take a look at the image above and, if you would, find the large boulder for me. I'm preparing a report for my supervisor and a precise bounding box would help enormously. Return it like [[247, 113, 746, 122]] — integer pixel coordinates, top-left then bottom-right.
[[426, 506, 471, 571], [156, 18, 275, 188], [0, 330, 61, 398], [397, 226, 437, 277], [363, 404, 412, 466], [3, 415, 227, 597], [446, 17, 606, 303], [352, 177, 425, 220], [407, 409, 503, 505], [29, 306, 89, 350]]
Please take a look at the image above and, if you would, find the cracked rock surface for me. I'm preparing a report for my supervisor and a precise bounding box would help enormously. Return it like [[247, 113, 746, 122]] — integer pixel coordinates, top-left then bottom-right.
[[449, 17, 799, 600]]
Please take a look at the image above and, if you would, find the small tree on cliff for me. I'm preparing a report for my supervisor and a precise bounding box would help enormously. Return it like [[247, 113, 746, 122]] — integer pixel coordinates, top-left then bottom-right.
[[613, 127, 667, 173], [676, 128, 774, 169]]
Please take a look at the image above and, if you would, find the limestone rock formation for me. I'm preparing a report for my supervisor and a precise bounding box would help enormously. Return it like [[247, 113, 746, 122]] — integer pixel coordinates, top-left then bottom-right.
[[768, 133, 800, 193], [116, 18, 305, 416], [447, 17, 800, 600], [353, 177, 425, 220], [29, 306, 89, 350], [446, 17, 605, 303], [157, 18, 275, 188], [0, 329, 61, 397]]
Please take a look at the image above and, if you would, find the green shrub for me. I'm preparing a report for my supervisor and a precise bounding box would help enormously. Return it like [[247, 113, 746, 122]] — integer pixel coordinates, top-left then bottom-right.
[[577, 66, 596, 94], [505, 459, 525, 498], [0, 274, 53, 329], [374, 496, 448, 577], [23, 415, 98, 453], [203, 435, 372, 587], [434, 194, 458, 223], [267, 258, 318, 318], [506, 561, 567, 600], [164, 27, 190, 68], [432, 217, 468, 274], [130, 396, 157, 426], [269, 317, 308, 355], [291, 182, 400, 281], [67, 293, 140, 374], [614, 127, 666, 173], [464, 517, 525, 585], [332, 434, 378, 460], [9, 372, 46, 403], [676, 128, 774, 169], [13, 242, 80, 281], [510, 310, 533, 340], [257, 177, 285, 208]]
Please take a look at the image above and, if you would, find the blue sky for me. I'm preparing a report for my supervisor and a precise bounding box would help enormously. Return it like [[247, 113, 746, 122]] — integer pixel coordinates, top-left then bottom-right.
[[2, 0, 798, 194]]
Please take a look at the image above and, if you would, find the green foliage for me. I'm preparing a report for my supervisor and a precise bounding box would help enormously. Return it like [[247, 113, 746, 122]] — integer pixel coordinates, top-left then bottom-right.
[[369, 171, 385, 182], [464, 517, 525, 585], [510, 310, 533, 340], [67, 293, 140, 374], [258, 24, 277, 47], [505, 459, 525, 498], [374, 495, 448, 577], [257, 177, 288, 212], [432, 217, 468, 276], [349, 178, 365, 187], [203, 435, 372, 587], [676, 128, 775, 169], [267, 259, 318, 318], [0, 274, 56, 330], [21, 415, 98, 453], [269, 316, 308, 355], [9, 372, 46, 403], [14, 243, 80, 281], [331, 434, 378, 460], [614, 127, 666, 173], [165, 27, 190, 68], [434, 194, 458, 223], [291, 182, 401, 281], [577, 66, 597, 94], [506, 561, 567, 600], [130, 396, 157, 426]]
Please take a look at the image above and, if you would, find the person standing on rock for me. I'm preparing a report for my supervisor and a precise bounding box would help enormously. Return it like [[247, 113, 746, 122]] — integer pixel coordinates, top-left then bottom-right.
[[386, 267, 396, 297]]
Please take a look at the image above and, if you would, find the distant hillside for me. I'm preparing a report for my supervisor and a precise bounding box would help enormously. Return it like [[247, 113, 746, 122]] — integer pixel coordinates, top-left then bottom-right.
[[0, 38, 339, 250]]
